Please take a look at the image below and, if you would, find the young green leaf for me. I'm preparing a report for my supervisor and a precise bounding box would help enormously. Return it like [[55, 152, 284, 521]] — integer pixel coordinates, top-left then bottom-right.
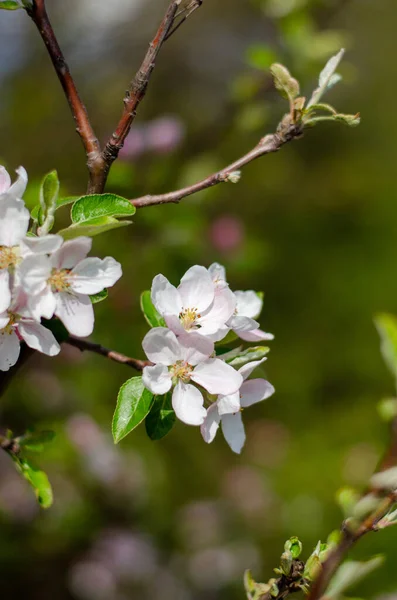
[[140, 291, 166, 327], [308, 49, 345, 107], [374, 313, 397, 383], [270, 63, 299, 101], [71, 193, 136, 224], [226, 346, 269, 368], [57, 216, 132, 239], [0, 1, 22, 9], [145, 392, 176, 441], [11, 456, 53, 508], [90, 289, 108, 304], [113, 376, 154, 443], [37, 170, 60, 234], [325, 556, 384, 599]]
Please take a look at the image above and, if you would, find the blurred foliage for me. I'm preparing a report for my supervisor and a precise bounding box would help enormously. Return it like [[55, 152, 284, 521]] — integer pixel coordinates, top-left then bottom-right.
[[1, 0, 397, 599]]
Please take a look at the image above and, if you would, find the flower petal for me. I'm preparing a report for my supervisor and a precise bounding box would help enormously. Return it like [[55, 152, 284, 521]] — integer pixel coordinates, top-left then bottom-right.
[[199, 286, 236, 335], [200, 404, 221, 443], [0, 311, 10, 329], [142, 327, 181, 365], [0, 330, 20, 371], [0, 269, 11, 313], [18, 321, 60, 356], [18, 255, 52, 295], [238, 328, 274, 342], [240, 379, 275, 407], [178, 333, 213, 365], [151, 274, 182, 316], [55, 292, 94, 337], [142, 364, 172, 395], [20, 234, 63, 257], [172, 382, 206, 425], [229, 315, 259, 333], [208, 263, 227, 287], [51, 237, 92, 269], [221, 412, 246, 454], [0, 196, 29, 247], [235, 290, 262, 319], [8, 166, 28, 198], [70, 257, 122, 294], [191, 358, 243, 395], [28, 287, 57, 321], [178, 265, 214, 313], [0, 166, 11, 194], [217, 391, 241, 416], [239, 358, 267, 381], [164, 313, 187, 336]]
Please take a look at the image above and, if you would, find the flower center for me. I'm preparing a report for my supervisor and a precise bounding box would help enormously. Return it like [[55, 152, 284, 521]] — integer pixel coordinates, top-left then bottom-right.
[[170, 360, 193, 384], [179, 307, 201, 331], [0, 246, 19, 270], [48, 268, 71, 293], [1, 312, 17, 335]]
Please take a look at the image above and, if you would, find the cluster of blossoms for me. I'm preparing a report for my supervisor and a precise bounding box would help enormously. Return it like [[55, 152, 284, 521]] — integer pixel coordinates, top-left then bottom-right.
[[0, 166, 122, 372], [142, 264, 275, 453]]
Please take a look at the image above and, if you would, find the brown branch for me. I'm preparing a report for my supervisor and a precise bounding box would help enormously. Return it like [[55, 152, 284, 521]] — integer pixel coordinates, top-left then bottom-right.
[[65, 337, 151, 372], [131, 124, 302, 208], [26, 0, 102, 191], [98, 0, 203, 194]]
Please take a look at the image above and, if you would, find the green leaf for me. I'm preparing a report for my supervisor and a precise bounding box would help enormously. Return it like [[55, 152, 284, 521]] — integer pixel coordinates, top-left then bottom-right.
[[140, 291, 166, 327], [325, 556, 384, 599], [57, 216, 132, 239], [18, 430, 55, 453], [71, 193, 136, 224], [113, 376, 154, 443], [0, 1, 22, 9], [11, 456, 53, 508], [375, 313, 397, 382], [37, 170, 60, 233], [90, 289, 108, 304], [308, 49, 345, 107], [284, 536, 302, 559], [145, 392, 176, 441], [270, 63, 299, 101], [226, 346, 270, 368]]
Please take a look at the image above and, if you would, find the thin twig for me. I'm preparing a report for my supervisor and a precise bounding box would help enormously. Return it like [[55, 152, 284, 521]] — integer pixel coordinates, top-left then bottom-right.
[[66, 337, 151, 372], [165, 0, 203, 40], [99, 0, 203, 194], [26, 0, 102, 190], [131, 125, 302, 208]]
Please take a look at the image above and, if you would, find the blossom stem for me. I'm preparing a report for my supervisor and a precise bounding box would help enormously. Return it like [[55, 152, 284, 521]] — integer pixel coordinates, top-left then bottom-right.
[[26, 0, 102, 191], [65, 337, 151, 372]]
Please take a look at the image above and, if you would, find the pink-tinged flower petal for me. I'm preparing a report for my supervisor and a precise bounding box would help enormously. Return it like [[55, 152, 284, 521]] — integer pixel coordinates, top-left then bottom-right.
[[70, 257, 122, 294], [178, 266, 214, 313], [142, 327, 181, 366], [0, 166, 11, 194], [151, 274, 182, 316], [239, 358, 267, 382], [20, 234, 63, 257], [18, 321, 60, 356], [191, 358, 243, 395], [240, 379, 275, 408], [0, 196, 29, 247], [201, 404, 221, 443], [178, 333, 213, 365], [238, 328, 274, 342], [164, 313, 187, 336], [51, 237, 92, 269], [0, 311, 10, 329], [172, 382, 206, 426], [221, 412, 246, 454], [142, 364, 172, 395], [55, 292, 94, 337], [235, 290, 262, 319], [229, 315, 259, 333], [0, 329, 20, 371], [8, 166, 28, 198], [217, 391, 241, 416], [0, 269, 11, 313], [19, 255, 52, 295], [199, 286, 236, 335], [28, 287, 56, 321], [208, 263, 227, 287]]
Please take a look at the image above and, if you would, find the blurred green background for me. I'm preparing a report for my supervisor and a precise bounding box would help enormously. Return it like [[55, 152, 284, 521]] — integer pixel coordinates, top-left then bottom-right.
[[1, 0, 397, 598]]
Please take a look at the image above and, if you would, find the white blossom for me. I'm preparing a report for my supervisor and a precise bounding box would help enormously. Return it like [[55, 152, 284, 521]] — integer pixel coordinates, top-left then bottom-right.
[[151, 265, 236, 339], [200, 358, 275, 453], [0, 290, 60, 371], [0, 165, 28, 199], [19, 236, 122, 337], [142, 327, 243, 426]]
